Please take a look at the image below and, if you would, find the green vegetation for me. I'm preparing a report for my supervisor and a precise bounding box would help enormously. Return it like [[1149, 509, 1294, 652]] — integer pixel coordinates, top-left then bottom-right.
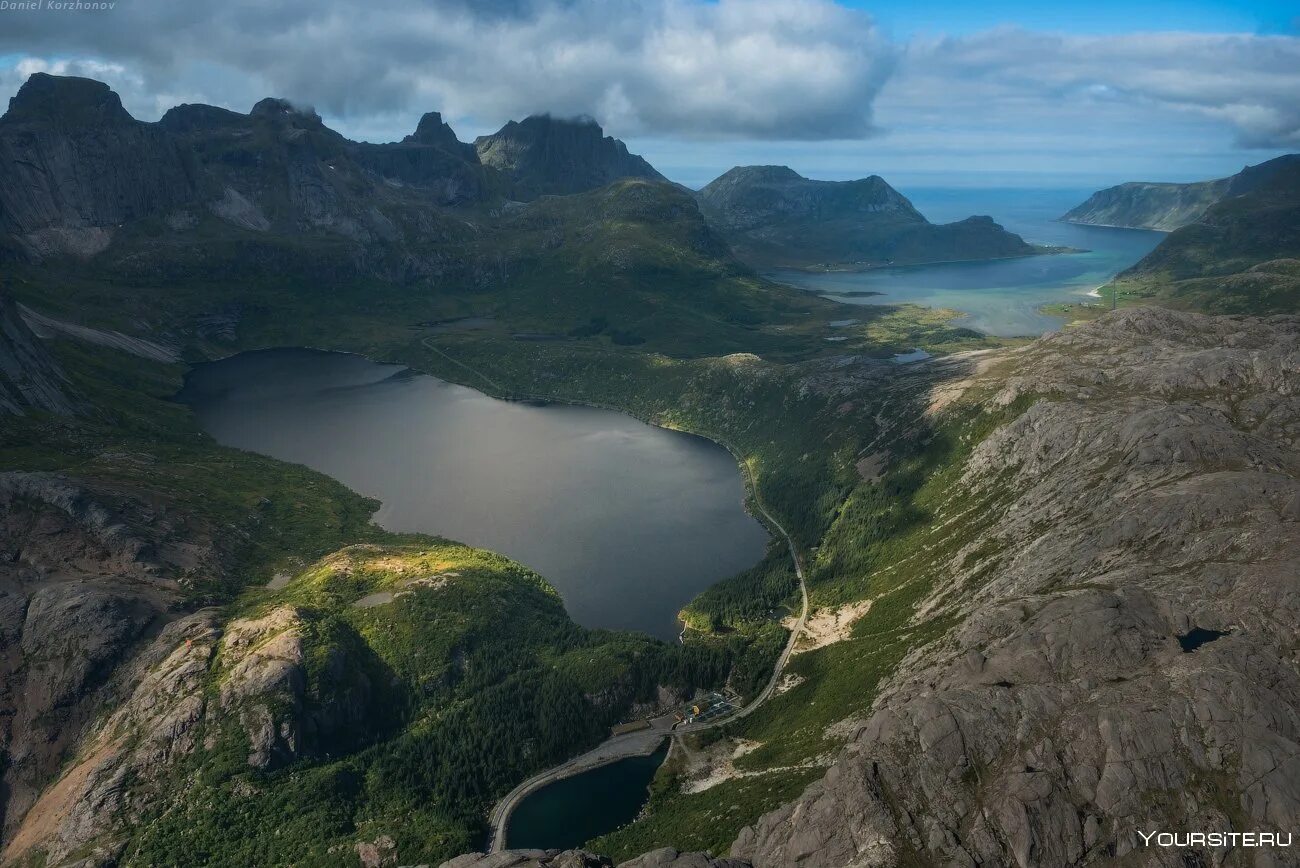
[[0, 338, 380, 601], [0, 328, 800, 864], [591, 394, 1035, 856], [2, 171, 1032, 864], [1095, 156, 1300, 317], [125, 543, 750, 866]]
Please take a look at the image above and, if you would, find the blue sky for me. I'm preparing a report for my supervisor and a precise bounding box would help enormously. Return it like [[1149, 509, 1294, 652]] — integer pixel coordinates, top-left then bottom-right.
[[1, 0, 1296, 189], [843, 0, 1297, 36]]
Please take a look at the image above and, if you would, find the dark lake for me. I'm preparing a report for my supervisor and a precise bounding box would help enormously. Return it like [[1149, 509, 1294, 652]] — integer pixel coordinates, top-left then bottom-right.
[[178, 349, 768, 640], [505, 742, 669, 849]]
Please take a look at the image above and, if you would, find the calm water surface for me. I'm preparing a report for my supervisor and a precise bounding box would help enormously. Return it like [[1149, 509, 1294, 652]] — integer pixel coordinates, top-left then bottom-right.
[[506, 743, 669, 849], [178, 349, 768, 640], [771, 187, 1165, 337]]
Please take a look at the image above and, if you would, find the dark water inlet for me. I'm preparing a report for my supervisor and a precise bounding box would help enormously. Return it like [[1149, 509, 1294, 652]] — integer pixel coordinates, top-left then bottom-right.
[[505, 742, 669, 850]]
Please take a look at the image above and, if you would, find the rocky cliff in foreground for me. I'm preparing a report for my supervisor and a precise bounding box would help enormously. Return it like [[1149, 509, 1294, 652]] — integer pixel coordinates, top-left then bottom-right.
[[695, 165, 1037, 268], [465, 307, 1300, 867]]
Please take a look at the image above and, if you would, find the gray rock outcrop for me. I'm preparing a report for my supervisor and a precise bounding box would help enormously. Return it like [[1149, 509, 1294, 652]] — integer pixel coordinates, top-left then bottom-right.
[[731, 308, 1300, 867], [0, 471, 216, 845]]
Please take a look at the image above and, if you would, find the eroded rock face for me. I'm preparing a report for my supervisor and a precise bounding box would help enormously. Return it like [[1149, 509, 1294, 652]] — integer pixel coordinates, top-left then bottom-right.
[[0, 74, 195, 241], [0, 471, 215, 843], [217, 607, 307, 769], [732, 309, 1300, 867], [1, 611, 220, 866]]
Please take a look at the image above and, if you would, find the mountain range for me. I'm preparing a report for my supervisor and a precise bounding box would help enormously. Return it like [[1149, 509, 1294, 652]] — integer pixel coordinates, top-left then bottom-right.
[[1, 73, 1047, 280], [1, 72, 1298, 868]]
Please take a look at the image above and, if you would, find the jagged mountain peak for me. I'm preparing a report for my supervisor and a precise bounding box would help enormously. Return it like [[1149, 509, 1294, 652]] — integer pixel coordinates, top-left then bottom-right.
[[2, 72, 135, 129], [402, 111, 477, 160], [475, 113, 665, 199]]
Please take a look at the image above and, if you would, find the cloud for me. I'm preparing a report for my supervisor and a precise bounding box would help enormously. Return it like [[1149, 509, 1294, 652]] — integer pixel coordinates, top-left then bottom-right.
[[888, 29, 1300, 149], [3, 3, 1297, 159], [0, 0, 895, 141]]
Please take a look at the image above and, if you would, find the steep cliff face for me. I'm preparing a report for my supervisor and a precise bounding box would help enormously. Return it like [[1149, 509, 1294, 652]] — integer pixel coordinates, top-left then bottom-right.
[[730, 308, 1299, 867], [349, 111, 488, 204], [696, 166, 1036, 268], [0, 74, 195, 255], [1061, 178, 1231, 231], [475, 115, 666, 200], [0, 471, 220, 845], [0, 74, 698, 303]]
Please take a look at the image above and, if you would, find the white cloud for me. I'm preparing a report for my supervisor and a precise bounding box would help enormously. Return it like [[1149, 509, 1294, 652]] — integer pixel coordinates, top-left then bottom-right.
[[886, 29, 1300, 148], [0, 0, 894, 141], [2, 2, 1297, 168]]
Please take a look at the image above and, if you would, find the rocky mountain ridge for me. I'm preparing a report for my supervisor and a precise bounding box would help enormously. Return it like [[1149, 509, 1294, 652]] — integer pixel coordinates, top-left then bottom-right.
[[695, 165, 1038, 268], [0, 74, 666, 265], [1062, 154, 1300, 234]]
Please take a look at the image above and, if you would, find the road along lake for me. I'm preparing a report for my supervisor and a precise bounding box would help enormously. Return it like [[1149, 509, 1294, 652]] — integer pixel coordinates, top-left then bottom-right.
[[504, 741, 670, 849]]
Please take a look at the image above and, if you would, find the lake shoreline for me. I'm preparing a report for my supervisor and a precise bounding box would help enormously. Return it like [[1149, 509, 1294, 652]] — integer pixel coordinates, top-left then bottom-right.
[[179, 347, 771, 641]]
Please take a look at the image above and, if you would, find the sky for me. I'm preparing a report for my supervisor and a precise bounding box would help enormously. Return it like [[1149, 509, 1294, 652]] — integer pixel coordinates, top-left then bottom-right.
[[1, 0, 1297, 189]]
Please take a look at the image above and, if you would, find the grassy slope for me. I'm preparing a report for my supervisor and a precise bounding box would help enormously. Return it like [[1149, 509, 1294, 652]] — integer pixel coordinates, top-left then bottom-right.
[[588, 392, 1033, 858]]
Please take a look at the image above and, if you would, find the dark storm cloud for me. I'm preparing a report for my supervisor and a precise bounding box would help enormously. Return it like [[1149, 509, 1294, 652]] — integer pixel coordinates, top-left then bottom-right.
[[2, 1, 1298, 151], [0, 0, 896, 140]]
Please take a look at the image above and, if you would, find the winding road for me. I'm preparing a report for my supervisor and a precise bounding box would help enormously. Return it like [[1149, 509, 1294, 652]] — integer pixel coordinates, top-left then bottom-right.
[[486, 459, 809, 851]]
